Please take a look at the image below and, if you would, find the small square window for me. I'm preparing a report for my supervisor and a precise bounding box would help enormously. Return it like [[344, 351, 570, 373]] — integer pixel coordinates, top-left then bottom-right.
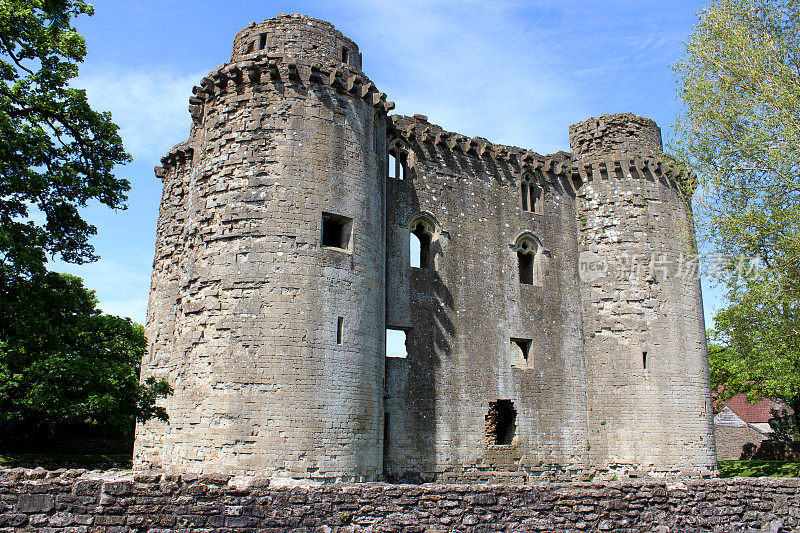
[[321, 212, 353, 251], [510, 338, 532, 369]]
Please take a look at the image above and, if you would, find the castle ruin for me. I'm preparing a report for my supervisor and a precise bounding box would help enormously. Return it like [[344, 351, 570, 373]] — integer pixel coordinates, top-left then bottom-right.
[[134, 14, 717, 483]]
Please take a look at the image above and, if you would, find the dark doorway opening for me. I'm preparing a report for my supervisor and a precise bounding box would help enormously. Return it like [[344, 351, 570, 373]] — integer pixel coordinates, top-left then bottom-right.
[[485, 400, 517, 445]]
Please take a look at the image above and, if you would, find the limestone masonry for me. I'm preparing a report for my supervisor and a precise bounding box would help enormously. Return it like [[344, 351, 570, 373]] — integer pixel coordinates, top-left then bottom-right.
[[134, 14, 717, 482]]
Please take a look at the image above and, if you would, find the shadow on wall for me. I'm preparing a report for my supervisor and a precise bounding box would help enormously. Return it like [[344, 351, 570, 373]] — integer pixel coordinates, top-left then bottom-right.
[[741, 440, 800, 461], [384, 152, 456, 483]]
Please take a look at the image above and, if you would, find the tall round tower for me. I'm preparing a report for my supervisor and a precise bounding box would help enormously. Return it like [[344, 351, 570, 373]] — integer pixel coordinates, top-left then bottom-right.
[[134, 14, 393, 480], [571, 113, 716, 476]]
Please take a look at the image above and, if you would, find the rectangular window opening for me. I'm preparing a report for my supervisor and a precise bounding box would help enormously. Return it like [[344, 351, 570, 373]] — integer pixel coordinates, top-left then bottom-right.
[[485, 400, 517, 446], [342, 47, 350, 63], [518, 252, 533, 284], [386, 328, 408, 358], [337, 316, 344, 345], [321, 212, 353, 251], [510, 338, 532, 369], [389, 153, 404, 180], [642, 351, 648, 369], [521, 182, 529, 212], [259, 34, 267, 50], [384, 413, 390, 446]]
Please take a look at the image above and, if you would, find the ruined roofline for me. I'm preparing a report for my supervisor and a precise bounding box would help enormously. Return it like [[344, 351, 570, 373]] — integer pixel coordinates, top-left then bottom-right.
[[232, 14, 361, 68], [389, 114, 697, 197], [388, 114, 571, 175]]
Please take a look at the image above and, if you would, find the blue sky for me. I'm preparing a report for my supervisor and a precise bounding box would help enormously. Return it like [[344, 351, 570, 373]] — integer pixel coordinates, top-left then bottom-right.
[[55, 0, 725, 327]]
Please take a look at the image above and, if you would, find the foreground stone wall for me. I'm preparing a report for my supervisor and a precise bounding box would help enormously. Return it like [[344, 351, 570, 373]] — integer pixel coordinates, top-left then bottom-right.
[[1, 468, 798, 532]]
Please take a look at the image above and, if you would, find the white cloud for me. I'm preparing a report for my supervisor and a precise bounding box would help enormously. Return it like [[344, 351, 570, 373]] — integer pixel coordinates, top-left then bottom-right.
[[333, 0, 580, 153], [75, 66, 205, 162]]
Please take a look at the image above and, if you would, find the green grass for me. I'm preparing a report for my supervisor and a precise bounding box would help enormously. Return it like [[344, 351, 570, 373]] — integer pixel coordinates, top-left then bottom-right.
[[0, 453, 132, 468], [718, 460, 800, 478]]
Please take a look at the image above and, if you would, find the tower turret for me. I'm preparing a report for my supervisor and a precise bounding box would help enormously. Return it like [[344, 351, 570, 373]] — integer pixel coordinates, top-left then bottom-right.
[[571, 113, 716, 476], [135, 14, 392, 481]]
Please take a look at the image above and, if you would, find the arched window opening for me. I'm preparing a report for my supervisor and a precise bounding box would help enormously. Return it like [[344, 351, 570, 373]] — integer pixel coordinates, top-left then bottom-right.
[[389, 151, 406, 180], [485, 400, 517, 445], [515, 235, 541, 286], [410, 222, 432, 268]]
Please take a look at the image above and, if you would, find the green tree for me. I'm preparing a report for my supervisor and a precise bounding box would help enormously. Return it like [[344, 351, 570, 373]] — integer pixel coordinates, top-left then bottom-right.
[[676, 0, 800, 437], [0, 1, 171, 442], [0, 272, 172, 441], [0, 0, 130, 279]]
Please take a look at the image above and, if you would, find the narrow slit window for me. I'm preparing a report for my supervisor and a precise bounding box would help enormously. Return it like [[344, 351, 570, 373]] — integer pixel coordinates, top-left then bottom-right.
[[386, 328, 408, 358], [521, 182, 529, 211], [532, 185, 542, 214], [341, 47, 349, 64], [259, 33, 267, 50], [518, 251, 533, 284], [642, 351, 648, 369], [321, 212, 353, 251], [337, 317, 344, 344], [384, 413, 390, 445], [485, 400, 517, 445], [411, 222, 432, 269]]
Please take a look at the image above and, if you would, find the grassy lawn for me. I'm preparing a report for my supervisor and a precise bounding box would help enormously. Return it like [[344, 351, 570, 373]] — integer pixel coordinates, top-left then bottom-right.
[[718, 460, 800, 478], [0, 453, 132, 468]]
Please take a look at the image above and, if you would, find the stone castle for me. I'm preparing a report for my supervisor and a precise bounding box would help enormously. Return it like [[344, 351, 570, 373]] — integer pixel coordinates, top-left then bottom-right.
[[134, 14, 717, 483]]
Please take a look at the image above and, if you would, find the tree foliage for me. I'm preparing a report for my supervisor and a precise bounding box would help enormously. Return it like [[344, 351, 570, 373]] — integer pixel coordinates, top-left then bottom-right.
[[676, 0, 800, 436], [0, 0, 130, 279], [0, 272, 172, 440], [0, 1, 170, 441]]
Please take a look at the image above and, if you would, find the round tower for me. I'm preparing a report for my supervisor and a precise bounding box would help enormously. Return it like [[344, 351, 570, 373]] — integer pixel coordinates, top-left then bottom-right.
[[571, 113, 716, 477], [135, 14, 393, 481]]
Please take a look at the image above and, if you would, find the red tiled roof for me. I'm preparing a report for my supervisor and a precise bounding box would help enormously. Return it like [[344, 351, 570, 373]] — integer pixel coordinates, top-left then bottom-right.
[[719, 394, 793, 424]]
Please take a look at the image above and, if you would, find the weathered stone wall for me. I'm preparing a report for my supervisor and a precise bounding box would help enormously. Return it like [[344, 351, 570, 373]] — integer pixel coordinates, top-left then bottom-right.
[[231, 14, 362, 70], [135, 15, 393, 481], [137, 14, 716, 482], [1, 468, 798, 532], [384, 116, 588, 482], [571, 114, 716, 475]]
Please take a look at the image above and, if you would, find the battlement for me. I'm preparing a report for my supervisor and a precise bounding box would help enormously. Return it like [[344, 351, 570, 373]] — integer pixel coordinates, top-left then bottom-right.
[[569, 112, 663, 159], [389, 114, 572, 178], [185, 55, 392, 126], [231, 14, 361, 70]]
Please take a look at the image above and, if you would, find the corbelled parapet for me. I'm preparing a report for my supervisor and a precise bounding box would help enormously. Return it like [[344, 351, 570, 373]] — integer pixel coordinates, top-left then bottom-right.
[[231, 14, 361, 69], [185, 57, 392, 127], [389, 114, 574, 179]]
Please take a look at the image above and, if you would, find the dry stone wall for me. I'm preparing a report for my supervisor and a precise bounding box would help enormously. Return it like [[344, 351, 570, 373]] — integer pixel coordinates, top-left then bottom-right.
[[1, 468, 798, 532]]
